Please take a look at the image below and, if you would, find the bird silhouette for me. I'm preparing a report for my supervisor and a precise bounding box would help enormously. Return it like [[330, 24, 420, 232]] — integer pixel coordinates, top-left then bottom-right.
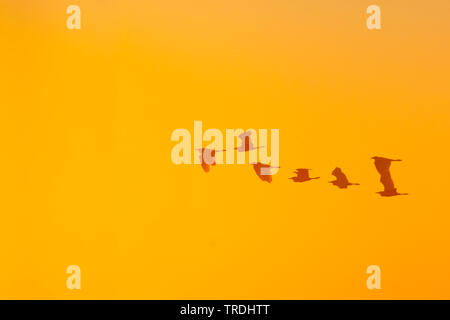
[[371, 156, 408, 197], [252, 162, 279, 183], [197, 148, 225, 173], [235, 132, 263, 152], [289, 169, 319, 183], [329, 167, 359, 189]]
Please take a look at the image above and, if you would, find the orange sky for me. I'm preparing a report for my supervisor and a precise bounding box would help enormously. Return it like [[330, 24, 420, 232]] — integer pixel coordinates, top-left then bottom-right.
[[0, 0, 449, 299]]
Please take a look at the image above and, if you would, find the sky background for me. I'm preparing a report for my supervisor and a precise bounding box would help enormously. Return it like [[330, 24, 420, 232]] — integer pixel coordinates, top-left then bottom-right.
[[0, 0, 449, 299]]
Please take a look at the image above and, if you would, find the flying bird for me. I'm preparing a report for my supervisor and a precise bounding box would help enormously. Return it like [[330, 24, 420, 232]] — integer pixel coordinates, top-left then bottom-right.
[[371, 156, 407, 197], [329, 167, 359, 189], [289, 169, 319, 183], [235, 132, 263, 152], [252, 162, 279, 183], [197, 148, 225, 173]]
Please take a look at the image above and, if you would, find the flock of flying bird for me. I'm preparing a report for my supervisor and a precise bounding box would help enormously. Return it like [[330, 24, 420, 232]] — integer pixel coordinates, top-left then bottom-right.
[[197, 132, 408, 197]]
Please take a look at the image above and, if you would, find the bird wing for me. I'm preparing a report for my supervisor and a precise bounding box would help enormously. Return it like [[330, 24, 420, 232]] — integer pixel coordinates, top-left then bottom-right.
[[374, 158, 394, 174], [201, 162, 210, 172], [295, 169, 310, 179], [336, 171, 349, 184], [237, 133, 249, 142], [380, 173, 396, 191]]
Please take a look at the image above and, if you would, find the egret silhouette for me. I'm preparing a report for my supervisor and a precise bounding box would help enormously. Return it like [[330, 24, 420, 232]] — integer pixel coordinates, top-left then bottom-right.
[[235, 132, 263, 152], [371, 156, 407, 197], [329, 167, 359, 189], [252, 162, 279, 183], [289, 169, 319, 183], [197, 148, 225, 173]]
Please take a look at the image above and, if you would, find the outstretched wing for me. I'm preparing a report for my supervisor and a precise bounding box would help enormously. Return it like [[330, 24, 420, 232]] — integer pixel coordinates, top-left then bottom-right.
[[380, 172, 396, 192], [336, 171, 349, 184], [294, 168, 310, 179], [373, 157, 401, 175]]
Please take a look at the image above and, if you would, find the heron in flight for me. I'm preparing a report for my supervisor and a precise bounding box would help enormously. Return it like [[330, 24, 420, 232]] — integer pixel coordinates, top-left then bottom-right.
[[235, 131, 264, 152], [329, 167, 359, 189], [289, 169, 319, 183], [371, 156, 407, 197]]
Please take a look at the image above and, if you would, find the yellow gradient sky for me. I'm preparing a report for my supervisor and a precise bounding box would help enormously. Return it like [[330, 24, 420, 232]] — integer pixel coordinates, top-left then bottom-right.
[[0, 0, 449, 299]]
